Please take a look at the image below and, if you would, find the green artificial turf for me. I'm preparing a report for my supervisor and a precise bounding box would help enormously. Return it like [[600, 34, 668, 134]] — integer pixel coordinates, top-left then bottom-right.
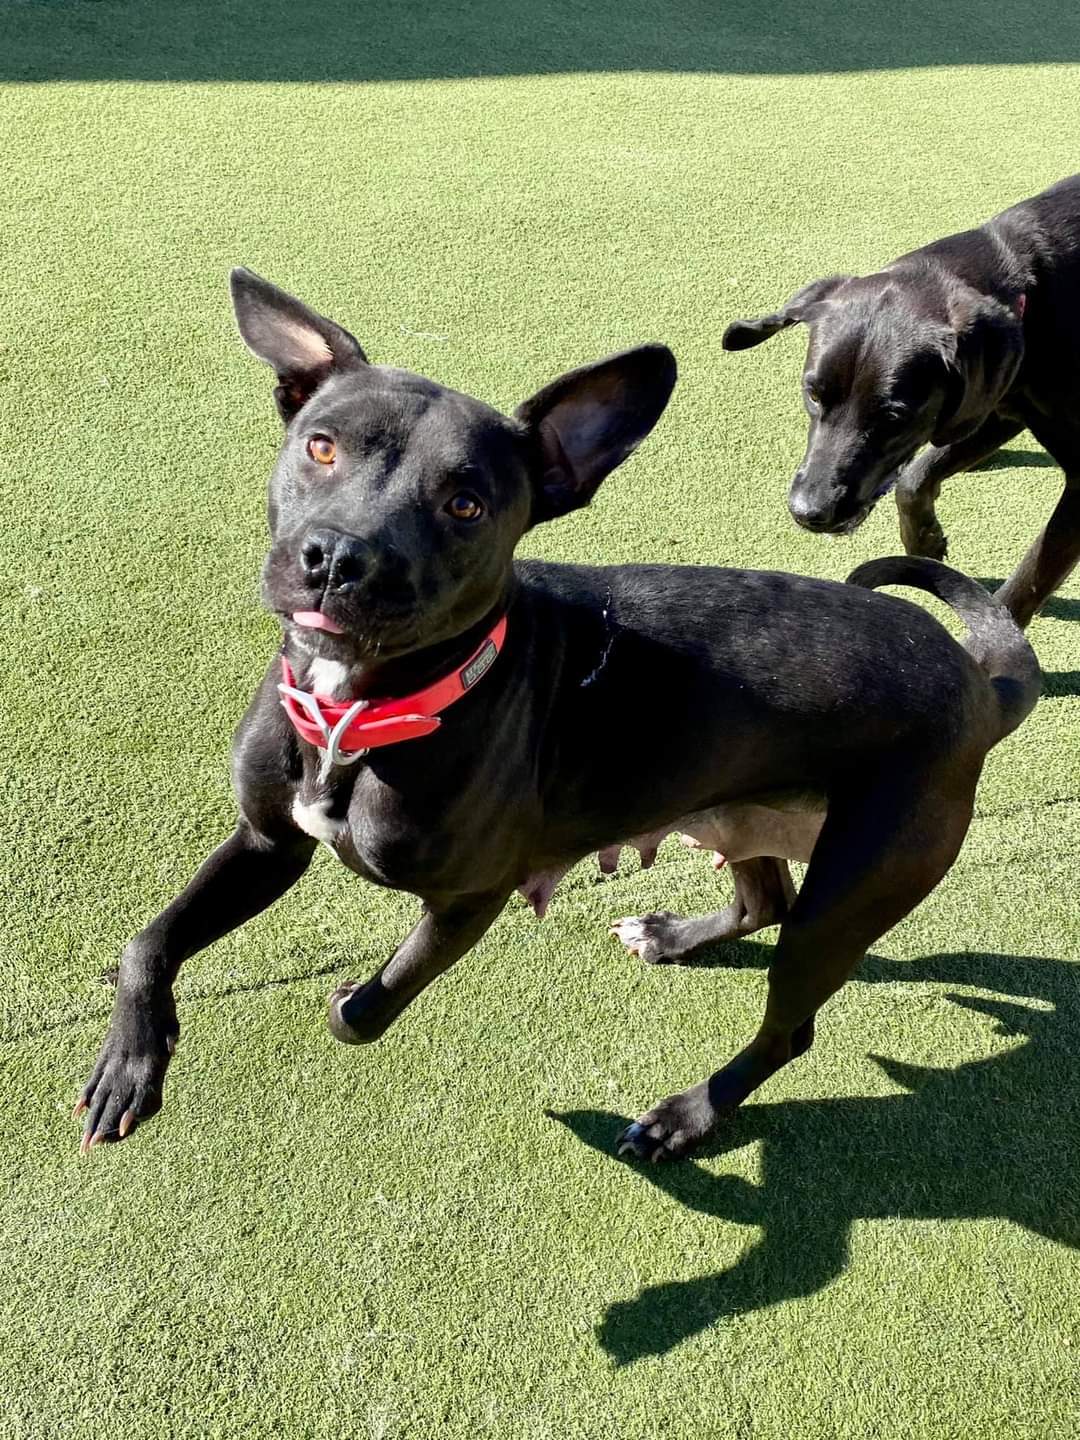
[[2, 3, 1080, 1436]]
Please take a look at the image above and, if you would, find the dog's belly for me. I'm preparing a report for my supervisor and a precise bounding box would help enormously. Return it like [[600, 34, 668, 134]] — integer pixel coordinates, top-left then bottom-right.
[[679, 802, 824, 865], [518, 801, 825, 919], [293, 781, 825, 916]]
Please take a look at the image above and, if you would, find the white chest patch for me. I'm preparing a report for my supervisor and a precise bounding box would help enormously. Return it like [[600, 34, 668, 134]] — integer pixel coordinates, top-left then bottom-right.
[[307, 657, 351, 699], [291, 793, 345, 845]]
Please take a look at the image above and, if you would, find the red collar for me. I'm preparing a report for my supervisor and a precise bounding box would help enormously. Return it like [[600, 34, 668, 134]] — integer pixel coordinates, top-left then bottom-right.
[[278, 614, 507, 768]]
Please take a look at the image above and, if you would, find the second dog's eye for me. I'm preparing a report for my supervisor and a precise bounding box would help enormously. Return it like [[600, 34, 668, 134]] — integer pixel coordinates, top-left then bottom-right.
[[307, 435, 336, 465], [445, 492, 484, 522]]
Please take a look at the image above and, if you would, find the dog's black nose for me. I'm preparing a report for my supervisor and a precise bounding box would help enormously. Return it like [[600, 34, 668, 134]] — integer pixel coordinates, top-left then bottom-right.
[[299, 528, 337, 587], [788, 482, 835, 532], [299, 529, 371, 592]]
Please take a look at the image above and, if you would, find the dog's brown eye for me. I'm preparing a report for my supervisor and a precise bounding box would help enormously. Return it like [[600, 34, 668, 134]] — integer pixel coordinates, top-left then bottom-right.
[[307, 435, 336, 465], [445, 492, 484, 522]]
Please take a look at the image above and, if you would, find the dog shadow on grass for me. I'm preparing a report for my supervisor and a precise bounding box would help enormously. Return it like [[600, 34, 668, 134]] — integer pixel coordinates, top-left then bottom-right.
[[975, 447, 1058, 471], [551, 943, 1080, 1364]]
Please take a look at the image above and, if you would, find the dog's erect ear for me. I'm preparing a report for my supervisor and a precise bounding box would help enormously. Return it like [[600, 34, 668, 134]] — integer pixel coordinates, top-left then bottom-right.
[[230, 268, 368, 421], [931, 294, 1024, 447], [722, 274, 853, 351], [514, 345, 677, 524]]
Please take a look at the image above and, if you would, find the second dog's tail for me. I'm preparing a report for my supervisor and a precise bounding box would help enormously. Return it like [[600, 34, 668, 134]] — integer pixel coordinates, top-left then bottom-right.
[[846, 556, 1041, 742]]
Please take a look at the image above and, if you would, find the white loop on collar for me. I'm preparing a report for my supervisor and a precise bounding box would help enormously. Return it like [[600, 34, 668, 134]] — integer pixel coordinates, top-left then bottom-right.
[[279, 682, 371, 782]]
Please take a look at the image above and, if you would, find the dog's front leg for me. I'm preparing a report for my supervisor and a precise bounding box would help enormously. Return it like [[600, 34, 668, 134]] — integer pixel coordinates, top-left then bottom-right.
[[895, 415, 1022, 560], [76, 822, 316, 1150], [328, 890, 509, 1044]]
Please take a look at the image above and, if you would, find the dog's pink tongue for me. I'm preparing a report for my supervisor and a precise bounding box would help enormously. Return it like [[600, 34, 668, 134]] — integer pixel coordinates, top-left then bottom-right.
[[292, 610, 345, 635]]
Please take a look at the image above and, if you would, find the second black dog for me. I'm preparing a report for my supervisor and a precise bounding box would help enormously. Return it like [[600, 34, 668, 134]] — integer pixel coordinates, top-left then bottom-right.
[[724, 173, 1080, 628]]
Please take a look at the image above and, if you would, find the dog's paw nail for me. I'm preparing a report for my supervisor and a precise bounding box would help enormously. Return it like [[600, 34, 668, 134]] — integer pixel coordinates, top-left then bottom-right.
[[118, 1110, 136, 1139], [617, 1122, 646, 1155], [72, 1099, 87, 1119]]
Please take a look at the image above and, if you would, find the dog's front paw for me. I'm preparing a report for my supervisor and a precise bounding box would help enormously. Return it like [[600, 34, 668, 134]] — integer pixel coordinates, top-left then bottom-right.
[[916, 529, 948, 561], [901, 520, 949, 562], [610, 911, 692, 964], [616, 1084, 717, 1162], [75, 997, 178, 1153], [327, 979, 393, 1045]]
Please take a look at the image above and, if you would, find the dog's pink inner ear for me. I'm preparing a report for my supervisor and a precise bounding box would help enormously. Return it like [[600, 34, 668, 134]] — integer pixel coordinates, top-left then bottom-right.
[[247, 312, 335, 375], [272, 318, 334, 372]]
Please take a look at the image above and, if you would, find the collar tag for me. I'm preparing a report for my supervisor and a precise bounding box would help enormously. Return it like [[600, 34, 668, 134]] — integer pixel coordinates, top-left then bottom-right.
[[461, 638, 498, 690]]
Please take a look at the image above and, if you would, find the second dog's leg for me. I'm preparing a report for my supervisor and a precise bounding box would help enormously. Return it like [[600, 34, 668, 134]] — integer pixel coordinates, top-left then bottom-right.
[[618, 772, 975, 1161], [895, 416, 1023, 560], [996, 478, 1080, 627], [610, 857, 796, 964]]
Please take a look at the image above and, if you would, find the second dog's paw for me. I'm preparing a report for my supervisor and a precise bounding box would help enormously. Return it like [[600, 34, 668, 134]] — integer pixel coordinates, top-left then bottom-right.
[[610, 911, 690, 964], [909, 526, 949, 562]]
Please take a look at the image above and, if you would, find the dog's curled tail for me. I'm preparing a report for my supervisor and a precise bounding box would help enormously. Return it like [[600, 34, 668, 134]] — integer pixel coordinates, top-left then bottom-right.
[[846, 556, 1041, 741]]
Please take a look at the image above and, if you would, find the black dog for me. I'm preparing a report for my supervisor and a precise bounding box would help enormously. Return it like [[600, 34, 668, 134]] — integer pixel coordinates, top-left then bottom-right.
[[723, 173, 1080, 628], [75, 271, 1040, 1162]]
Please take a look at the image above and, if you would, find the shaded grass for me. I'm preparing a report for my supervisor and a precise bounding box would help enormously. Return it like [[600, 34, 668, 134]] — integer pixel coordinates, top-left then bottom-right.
[[4, 0, 1080, 81], [1, 2, 1079, 1437]]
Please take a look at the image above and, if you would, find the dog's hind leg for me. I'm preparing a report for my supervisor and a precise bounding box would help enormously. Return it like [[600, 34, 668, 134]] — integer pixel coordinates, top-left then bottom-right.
[[896, 415, 1023, 560], [996, 476, 1080, 627], [617, 768, 976, 1161], [610, 856, 796, 964]]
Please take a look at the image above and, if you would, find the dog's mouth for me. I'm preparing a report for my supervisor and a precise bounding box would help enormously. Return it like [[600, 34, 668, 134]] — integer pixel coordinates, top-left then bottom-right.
[[293, 609, 346, 635], [266, 570, 420, 653], [820, 471, 899, 537], [828, 506, 873, 537], [277, 600, 424, 661]]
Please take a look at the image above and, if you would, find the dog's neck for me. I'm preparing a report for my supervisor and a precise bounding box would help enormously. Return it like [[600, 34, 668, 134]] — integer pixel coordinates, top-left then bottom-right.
[[284, 584, 517, 703]]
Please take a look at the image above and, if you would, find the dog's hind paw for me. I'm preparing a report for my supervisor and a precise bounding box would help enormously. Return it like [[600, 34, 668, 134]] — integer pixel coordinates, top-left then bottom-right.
[[609, 911, 692, 964], [617, 1084, 717, 1162]]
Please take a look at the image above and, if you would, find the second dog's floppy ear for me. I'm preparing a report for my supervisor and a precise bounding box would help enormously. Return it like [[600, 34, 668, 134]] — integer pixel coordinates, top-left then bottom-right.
[[931, 294, 1025, 447], [230, 268, 368, 421], [515, 345, 677, 524], [722, 274, 852, 351]]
